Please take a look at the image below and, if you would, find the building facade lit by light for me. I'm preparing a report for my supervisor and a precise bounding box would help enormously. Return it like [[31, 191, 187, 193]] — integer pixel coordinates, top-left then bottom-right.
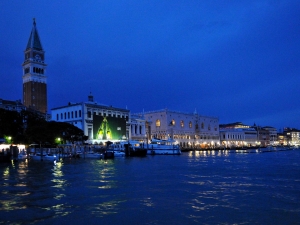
[[135, 109, 220, 149]]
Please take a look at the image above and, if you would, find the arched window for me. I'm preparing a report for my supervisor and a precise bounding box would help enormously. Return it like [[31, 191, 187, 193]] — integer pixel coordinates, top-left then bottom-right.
[[201, 122, 204, 129], [189, 121, 192, 128], [171, 119, 175, 126], [180, 120, 184, 127], [156, 119, 161, 127]]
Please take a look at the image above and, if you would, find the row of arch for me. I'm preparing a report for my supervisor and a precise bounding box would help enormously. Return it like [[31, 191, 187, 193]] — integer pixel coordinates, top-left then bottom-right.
[[155, 119, 217, 131], [24, 67, 44, 74]]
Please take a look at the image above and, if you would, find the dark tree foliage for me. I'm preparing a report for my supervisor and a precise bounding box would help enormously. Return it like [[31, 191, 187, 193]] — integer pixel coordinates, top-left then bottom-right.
[[0, 109, 86, 145], [0, 108, 24, 142]]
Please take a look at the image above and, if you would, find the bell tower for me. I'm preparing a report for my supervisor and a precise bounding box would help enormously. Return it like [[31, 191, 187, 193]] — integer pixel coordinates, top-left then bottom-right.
[[22, 18, 47, 114]]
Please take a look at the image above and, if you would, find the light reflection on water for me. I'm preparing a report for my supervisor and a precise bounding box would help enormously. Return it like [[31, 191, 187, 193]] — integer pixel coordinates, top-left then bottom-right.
[[0, 150, 300, 224]]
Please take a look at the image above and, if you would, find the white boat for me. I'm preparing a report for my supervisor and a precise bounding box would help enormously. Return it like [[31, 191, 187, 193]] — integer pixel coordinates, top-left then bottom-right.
[[145, 138, 181, 155], [30, 153, 57, 162]]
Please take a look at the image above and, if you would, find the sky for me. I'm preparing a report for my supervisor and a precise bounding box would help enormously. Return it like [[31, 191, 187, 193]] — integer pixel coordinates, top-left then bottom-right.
[[0, 0, 300, 130]]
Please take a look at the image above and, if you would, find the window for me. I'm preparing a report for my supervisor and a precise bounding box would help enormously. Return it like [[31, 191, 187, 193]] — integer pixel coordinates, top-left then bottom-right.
[[180, 120, 184, 127], [189, 121, 192, 128], [171, 119, 175, 126], [156, 119, 161, 127], [75, 111, 77, 118], [68, 112, 70, 119], [56, 114, 59, 120], [79, 110, 82, 117], [61, 113, 63, 119], [88, 111, 91, 118], [201, 123, 204, 129], [208, 125, 211, 130], [64, 112, 66, 119], [71, 111, 74, 118]]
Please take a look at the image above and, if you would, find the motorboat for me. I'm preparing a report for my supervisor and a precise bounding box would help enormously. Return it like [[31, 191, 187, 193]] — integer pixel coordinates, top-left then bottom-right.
[[30, 153, 57, 162], [108, 141, 147, 157], [145, 138, 181, 155], [18, 151, 28, 160], [79, 151, 103, 159]]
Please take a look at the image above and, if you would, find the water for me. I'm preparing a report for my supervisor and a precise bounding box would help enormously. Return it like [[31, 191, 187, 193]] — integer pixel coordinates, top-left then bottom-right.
[[1, 150, 300, 225]]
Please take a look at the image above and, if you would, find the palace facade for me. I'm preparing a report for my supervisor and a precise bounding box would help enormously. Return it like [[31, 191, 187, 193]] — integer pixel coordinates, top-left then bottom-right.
[[134, 109, 220, 148]]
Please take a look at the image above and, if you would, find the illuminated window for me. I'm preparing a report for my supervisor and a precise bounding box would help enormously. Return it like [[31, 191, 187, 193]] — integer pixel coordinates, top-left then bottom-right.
[[156, 119, 161, 127], [189, 121, 192, 128], [180, 120, 184, 127], [171, 119, 175, 125]]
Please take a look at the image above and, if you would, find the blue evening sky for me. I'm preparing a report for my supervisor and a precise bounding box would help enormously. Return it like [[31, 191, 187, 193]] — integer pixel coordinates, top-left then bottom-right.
[[1, 1, 299, 130]]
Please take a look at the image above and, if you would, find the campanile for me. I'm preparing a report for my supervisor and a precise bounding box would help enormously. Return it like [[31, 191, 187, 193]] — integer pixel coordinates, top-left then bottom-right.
[[22, 19, 47, 114]]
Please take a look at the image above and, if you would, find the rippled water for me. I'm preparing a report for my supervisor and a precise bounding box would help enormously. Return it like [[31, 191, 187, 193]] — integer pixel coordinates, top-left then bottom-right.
[[1, 150, 300, 225]]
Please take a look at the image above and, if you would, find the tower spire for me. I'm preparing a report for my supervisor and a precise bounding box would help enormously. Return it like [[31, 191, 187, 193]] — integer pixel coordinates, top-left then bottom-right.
[[26, 18, 43, 51]]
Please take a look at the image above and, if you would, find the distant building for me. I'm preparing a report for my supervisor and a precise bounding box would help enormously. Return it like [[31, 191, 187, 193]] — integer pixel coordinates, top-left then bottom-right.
[[220, 122, 261, 147], [135, 109, 220, 149], [22, 19, 47, 114], [263, 126, 278, 145], [254, 126, 270, 147], [219, 127, 258, 147], [284, 128, 300, 146], [0, 99, 26, 112], [51, 94, 132, 144], [130, 114, 146, 141]]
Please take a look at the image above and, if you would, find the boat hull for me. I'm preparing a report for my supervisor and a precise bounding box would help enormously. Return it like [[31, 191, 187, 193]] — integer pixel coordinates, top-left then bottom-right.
[[147, 149, 181, 155], [30, 154, 57, 162]]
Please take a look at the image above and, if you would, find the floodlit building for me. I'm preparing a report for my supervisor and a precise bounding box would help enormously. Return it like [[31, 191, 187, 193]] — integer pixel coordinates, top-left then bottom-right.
[[51, 94, 140, 144], [135, 109, 220, 149], [22, 19, 48, 114], [284, 128, 300, 146], [220, 122, 259, 147], [263, 126, 278, 145]]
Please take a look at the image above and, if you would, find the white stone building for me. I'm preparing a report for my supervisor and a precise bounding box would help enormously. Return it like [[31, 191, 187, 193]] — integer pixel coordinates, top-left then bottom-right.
[[51, 94, 131, 144], [135, 109, 220, 149]]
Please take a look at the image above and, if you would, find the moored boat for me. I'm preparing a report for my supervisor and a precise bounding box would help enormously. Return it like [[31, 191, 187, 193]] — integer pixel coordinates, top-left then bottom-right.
[[145, 138, 181, 155], [108, 141, 147, 157], [30, 153, 57, 162]]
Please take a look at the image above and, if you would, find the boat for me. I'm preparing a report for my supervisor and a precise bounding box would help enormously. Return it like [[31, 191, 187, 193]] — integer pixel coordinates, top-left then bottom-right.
[[107, 142, 125, 157], [18, 151, 28, 160], [79, 151, 103, 159], [145, 138, 181, 155], [108, 141, 147, 157], [30, 153, 57, 162], [124, 141, 147, 157]]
